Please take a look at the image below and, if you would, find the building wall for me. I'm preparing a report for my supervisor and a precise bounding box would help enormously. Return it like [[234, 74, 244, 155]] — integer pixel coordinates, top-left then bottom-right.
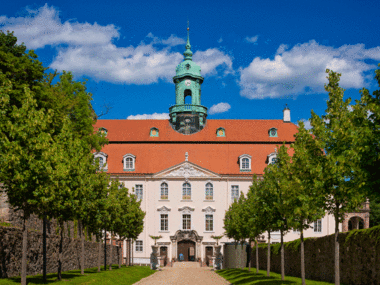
[[118, 175, 343, 261]]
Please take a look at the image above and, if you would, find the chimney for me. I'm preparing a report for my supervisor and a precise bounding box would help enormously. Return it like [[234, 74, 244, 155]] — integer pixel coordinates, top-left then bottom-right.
[[283, 104, 290, 122]]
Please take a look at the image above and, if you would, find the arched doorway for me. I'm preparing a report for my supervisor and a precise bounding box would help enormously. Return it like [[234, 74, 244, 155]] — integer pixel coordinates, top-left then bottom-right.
[[177, 240, 196, 261], [348, 216, 365, 230]]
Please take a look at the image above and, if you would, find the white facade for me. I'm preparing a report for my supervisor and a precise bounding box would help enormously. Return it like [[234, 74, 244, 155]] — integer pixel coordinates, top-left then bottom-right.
[[117, 160, 341, 262]]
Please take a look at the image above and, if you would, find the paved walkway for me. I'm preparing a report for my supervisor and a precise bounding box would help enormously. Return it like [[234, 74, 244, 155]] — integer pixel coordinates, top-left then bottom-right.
[[133, 262, 230, 285]]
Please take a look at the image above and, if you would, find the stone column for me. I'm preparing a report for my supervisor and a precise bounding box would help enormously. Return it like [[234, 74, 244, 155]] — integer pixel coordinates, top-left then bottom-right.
[[171, 240, 176, 261], [196, 241, 201, 261]]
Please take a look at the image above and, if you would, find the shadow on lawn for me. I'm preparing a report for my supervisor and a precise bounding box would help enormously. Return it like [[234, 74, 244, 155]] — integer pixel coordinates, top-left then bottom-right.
[[217, 269, 276, 284], [5, 265, 120, 284], [217, 269, 296, 285]]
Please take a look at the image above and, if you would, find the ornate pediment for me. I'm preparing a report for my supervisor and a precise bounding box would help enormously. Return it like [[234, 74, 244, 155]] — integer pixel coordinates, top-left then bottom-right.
[[202, 206, 216, 213], [153, 162, 220, 179], [178, 206, 195, 214], [157, 206, 171, 214]]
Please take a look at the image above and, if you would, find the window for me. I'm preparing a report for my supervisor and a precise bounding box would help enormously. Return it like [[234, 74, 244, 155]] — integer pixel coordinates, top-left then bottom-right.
[[135, 184, 143, 200], [183, 214, 191, 230], [231, 185, 239, 202], [205, 183, 213, 200], [160, 182, 168, 200], [205, 214, 213, 231], [269, 128, 278, 137], [239, 154, 251, 171], [99, 127, 108, 136], [314, 219, 322, 232], [182, 182, 191, 200], [216, 127, 225, 137], [94, 152, 108, 171], [160, 214, 168, 231], [150, 127, 159, 137], [268, 152, 277, 165], [135, 240, 143, 252], [123, 154, 135, 171]]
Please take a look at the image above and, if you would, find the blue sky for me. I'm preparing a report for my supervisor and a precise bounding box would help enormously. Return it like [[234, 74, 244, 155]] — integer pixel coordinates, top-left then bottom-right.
[[1, 1, 380, 126]]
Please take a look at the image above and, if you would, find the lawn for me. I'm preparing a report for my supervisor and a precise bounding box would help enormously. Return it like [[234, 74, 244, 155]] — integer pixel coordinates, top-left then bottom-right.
[[0, 265, 155, 285], [216, 267, 336, 285]]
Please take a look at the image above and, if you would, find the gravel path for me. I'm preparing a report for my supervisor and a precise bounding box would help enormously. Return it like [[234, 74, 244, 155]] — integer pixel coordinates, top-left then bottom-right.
[[133, 262, 230, 285]]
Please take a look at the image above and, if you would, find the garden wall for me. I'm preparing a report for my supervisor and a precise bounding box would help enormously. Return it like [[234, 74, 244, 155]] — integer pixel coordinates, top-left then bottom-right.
[[0, 226, 120, 278], [252, 226, 380, 285]]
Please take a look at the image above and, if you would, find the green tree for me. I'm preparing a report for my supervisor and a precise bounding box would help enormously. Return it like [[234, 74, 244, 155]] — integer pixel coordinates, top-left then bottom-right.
[[310, 69, 367, 285], [282, 122, 325, 285], [0, 83, 55, 285]]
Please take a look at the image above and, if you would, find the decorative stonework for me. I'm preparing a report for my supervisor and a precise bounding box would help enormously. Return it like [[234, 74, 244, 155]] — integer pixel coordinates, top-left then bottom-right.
[[170, 230, 203, 243], [342, 201, 370, 232], [178, 206, 195, 214], [157, 206, 171, 214], [202, 206, 216, 213], [166, 163, 207, 179]]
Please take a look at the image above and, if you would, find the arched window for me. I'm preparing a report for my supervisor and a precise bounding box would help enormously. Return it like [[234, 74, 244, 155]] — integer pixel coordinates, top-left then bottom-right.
[[239, 154, 251, 171], [161, 182, 168, 200], [269, 128, 278, 137], [94, 152, 108, 171], [150, 127, 159, 137], [242, 158, 249, 169], [205, 183, 213, 200], [98, 157, 104, 169], [184, 89, 192, 104], [182, 182, 191, 200], [216, 127, 225, 137], [123, 154, 136, 171]]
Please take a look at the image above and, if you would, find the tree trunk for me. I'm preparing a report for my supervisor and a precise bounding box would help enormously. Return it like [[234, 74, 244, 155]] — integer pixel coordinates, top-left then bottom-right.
[[248, 239, 251, 272], [256, 237, 259, 274], [267, 231, 271, 277], [104, 229, 107, 271], [43, 215, 47, 282], [21, 213, 28, 285], [98, 233, 101, 272], [132, 239, 134, 266], [280, 228, 285, 280], [109, 232, 113, 270], [58, 222, 64, 281], [118, 240, 122, 268], [334, 206, 340, 285], [301, 229, 305, 285], [80, 220, 85, 274]]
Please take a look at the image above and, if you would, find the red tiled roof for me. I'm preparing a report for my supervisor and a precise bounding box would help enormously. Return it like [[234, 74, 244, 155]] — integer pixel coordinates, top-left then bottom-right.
[[94, 119, 298, 175], [94, 119, 298, 142]]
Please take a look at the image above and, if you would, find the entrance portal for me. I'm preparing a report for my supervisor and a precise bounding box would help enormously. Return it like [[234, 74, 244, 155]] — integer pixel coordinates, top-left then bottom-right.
[[178, 240, 196, 261]]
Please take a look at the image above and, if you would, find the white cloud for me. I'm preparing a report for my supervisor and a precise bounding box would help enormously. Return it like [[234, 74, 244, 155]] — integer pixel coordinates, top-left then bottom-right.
[[193, 48, 233, 76], [127, 113, 170, 120], [245, 35, 259, 44], [0, 4, 119, 49], [217, 37, 223, 44], [297, 119, 312, 130], [239, 40, 380, 99], [0, 5, 233, 84], [209, 102, 231, 115]]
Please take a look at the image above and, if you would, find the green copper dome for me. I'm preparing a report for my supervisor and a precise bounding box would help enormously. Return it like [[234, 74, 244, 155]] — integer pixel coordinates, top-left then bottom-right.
[[173, 27, 203, 81]]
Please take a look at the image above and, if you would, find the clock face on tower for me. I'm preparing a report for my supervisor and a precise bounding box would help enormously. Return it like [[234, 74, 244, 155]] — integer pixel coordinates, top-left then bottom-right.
[[185, 80, 191, 86]]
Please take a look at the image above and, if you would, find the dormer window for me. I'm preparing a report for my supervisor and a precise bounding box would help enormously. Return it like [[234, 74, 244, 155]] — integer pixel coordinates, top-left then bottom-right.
[[123, 154, 136, 171], [186, 63, 190, 70], [216, 127, 225, 137], [150, 127, 159, 137], [239, 154, 251, 171], [268, 152, 277, 165], [269, 128, 278, 137], [99, 127, 108, 136], [94, 152, 108, 171]]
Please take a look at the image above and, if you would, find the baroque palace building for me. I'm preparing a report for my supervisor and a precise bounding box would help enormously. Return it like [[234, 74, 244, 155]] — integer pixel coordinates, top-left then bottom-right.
[[92, 29, 370, 265]]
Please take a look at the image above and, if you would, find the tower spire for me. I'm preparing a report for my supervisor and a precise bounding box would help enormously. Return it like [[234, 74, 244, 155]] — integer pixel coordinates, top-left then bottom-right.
[[184, 21, 193, 61]]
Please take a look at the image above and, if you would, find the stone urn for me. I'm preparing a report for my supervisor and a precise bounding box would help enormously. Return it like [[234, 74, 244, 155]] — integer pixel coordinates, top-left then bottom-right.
[[150, 245, 159, 270]]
